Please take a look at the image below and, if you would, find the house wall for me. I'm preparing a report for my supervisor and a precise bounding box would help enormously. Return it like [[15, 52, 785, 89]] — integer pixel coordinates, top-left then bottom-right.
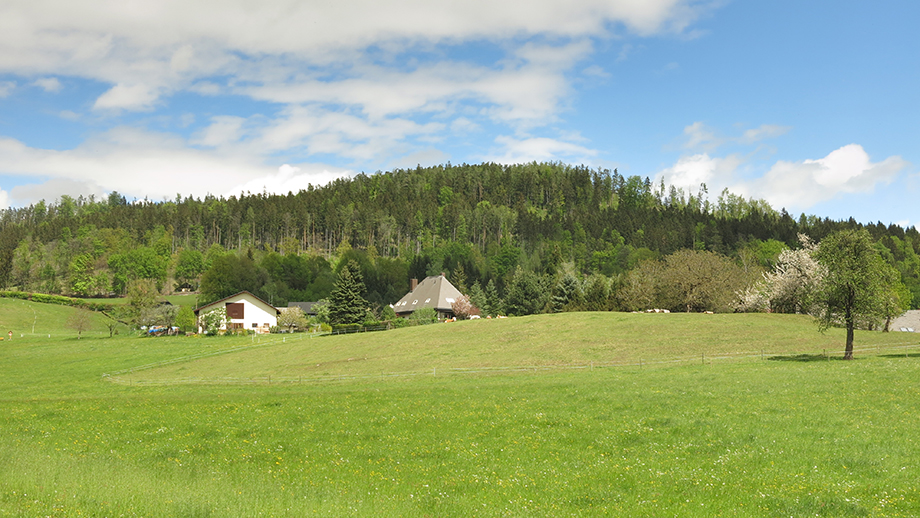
[[197, 293, 278, 334]]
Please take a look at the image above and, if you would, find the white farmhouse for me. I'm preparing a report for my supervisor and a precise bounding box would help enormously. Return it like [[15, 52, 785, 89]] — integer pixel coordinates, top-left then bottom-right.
[[194, 291, 280, 334]]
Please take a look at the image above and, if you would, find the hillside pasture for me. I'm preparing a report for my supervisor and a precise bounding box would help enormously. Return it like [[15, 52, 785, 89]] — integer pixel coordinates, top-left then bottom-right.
[[120, 312, 917, 384], [1, 302, 919, 516]]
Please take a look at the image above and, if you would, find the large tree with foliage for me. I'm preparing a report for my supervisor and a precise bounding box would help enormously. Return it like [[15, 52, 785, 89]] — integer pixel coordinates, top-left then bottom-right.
[[813, 229, 905, 359], [658, 249, 747, 313], [328, 261, 368, 325]]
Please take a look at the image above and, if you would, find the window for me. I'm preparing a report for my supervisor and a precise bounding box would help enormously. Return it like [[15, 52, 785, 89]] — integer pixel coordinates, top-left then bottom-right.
[[425, 298, 431, 303], [226, 302, 244, 319], [252, 323, 258, 328]]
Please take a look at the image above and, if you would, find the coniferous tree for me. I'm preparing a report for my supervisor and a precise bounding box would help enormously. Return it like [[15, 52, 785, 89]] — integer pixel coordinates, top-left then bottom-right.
[[468, 281, 489, 317], [328, 261, 368, 325], [485, 279, 503, 316]]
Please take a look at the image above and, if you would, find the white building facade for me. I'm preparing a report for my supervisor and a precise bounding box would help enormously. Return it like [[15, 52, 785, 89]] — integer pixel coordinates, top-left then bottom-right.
[[194, 291, 280, 334]]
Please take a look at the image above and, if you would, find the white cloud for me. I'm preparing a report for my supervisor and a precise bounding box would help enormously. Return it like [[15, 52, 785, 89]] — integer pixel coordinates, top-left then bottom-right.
[[0, 81, 15, 97], [751, 144, 908, 209], [0, 129, 277, 205], [654, 153, 744, 193], [252, 105, 444, 161], [0, 0, 711, 115], [681, 121, 791, 151], [739, 124, 790, 144], [9, 178, 107, 207], [489, 135, 599, 164], [656, 144, 910, 212], [93, 83, 160, 111], [0, 0, 720, 203], [227, 164, 351, 197], [59, 110, 81, 120], [191, 116, 248, 148], [582, 65, 610, 78], [32, 77, 62, 92], [682, 122, 721, 150]]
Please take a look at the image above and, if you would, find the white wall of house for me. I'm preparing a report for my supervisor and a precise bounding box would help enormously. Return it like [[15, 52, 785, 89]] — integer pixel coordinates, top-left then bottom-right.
[[196, 292, 278, 334]]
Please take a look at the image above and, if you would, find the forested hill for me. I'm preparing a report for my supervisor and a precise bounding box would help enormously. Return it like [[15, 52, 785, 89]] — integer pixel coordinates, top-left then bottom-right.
[[2, 162, 919, 308]]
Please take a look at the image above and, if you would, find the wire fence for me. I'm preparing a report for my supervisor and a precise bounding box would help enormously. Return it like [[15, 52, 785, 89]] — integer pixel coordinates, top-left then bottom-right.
[[104, 339, 920, 387]]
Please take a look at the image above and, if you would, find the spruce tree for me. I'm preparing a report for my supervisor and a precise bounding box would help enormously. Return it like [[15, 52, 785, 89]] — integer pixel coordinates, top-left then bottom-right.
[[328, 261, 368, 325]]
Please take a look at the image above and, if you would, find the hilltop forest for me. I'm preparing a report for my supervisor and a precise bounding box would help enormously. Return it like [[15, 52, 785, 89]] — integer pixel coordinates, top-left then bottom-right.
[[2, 162, 919, 313]]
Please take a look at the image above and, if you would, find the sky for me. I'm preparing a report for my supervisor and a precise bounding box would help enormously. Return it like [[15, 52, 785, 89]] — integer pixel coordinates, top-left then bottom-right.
[[0, 0, 917, 228]]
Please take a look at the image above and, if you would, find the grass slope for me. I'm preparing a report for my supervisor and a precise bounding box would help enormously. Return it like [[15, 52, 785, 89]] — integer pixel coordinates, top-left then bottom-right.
[[0, 297, 116, 339], [1, 301, 919, 516], [125, 312, 916, 383]]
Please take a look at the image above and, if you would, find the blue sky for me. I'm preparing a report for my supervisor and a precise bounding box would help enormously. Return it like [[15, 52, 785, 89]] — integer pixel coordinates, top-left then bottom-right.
[[0, 0, 917, 228]]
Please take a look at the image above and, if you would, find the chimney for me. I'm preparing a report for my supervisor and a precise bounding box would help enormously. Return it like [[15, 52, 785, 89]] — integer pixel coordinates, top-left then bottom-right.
[[410, 278, 418, 291]]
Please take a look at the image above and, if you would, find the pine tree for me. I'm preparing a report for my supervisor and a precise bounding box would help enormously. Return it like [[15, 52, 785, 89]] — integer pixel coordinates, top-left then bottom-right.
[[468, 281, 489, 316], [328, 261, 368, 325], [485, 279, 503, 316]]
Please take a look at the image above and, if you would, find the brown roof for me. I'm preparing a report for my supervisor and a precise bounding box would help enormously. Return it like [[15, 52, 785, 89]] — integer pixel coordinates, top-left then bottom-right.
[[194, 291, 281, 316]]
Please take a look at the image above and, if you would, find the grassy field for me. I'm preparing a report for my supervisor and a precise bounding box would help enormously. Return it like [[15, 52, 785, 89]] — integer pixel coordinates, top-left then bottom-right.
[[1, 302, 919, 516]]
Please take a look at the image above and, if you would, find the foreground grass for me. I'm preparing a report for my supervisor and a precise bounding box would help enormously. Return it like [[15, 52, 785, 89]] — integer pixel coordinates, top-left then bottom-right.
[[1, 306, 919, 516]]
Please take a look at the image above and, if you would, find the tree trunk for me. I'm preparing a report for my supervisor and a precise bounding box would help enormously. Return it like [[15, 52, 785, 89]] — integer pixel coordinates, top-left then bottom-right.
[[844, 305, 854, 360]]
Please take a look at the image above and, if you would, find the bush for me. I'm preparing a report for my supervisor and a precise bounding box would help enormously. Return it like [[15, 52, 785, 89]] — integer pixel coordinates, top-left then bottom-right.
[[332, 323, 363, 334], [410, 307, 438, 325], [390, 317, 409, 328]]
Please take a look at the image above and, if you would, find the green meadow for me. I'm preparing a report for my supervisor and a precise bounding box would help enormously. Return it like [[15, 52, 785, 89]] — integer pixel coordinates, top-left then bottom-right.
[[1, 300, 919, 516]]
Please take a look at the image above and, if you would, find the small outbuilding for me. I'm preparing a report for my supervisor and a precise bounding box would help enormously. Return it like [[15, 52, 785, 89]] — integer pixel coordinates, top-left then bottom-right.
[[393, 274, 463, 319], [194, 291, 280, 334], [287, 301, 319, 316]]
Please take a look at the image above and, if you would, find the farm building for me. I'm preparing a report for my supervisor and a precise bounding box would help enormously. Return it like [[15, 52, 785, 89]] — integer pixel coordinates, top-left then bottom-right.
[[393, 274, 464, 319], [194, 291, 280, 334], [287, 301, 319, 316]]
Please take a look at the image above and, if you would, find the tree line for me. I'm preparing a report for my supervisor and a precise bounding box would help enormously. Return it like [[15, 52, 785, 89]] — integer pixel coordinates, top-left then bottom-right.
[[1, 162, 919, 315]]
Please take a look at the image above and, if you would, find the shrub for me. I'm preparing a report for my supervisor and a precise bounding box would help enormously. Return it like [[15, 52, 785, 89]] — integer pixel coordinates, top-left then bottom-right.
[[410, 307, 438, 325]]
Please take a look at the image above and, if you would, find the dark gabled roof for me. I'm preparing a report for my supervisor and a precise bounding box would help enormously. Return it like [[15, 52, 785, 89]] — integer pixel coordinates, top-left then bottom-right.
[[287, 301, 318, 315], [194, 291, 281, 316], [393, 275, 463, 314]]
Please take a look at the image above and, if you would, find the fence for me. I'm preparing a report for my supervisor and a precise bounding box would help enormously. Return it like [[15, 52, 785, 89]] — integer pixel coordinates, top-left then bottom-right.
[[104, 339, 920, 387]]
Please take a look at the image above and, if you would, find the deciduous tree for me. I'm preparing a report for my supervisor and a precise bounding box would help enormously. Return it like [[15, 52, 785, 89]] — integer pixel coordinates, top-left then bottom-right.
[[813, 229, 905, 359], [278, 306, 309, 332], [67, 307, 93, 338]]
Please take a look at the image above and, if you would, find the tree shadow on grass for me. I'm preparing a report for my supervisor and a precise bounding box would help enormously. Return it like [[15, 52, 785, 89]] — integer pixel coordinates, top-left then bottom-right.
[[880, 352, 920, 359], [768, 353, 852, 362]]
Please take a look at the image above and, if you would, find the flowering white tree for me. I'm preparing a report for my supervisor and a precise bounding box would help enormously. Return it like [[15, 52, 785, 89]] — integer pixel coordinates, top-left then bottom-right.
[[200, 307, 227, 335], [451, 295, 474, 320], [278, 307, 309, 332], [736, 234, 826, 313]]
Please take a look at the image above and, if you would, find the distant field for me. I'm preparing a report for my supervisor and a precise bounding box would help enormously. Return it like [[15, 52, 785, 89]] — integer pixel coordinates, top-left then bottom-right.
[[83, 293, 202, 307], [0, 297, 118, 338], [1, 301, 919, 516]]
